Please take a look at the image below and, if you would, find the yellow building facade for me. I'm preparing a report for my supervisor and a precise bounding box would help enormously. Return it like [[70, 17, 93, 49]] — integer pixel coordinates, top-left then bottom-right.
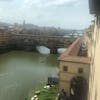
[[86, 17, 100, 100], [86, 0, 100, 100], [0, 28, 10, 48], [58, 38, 90, 98]]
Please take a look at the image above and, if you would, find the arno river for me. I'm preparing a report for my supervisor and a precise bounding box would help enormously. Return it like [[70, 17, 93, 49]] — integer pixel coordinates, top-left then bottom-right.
[[0, 51, 58, 100]]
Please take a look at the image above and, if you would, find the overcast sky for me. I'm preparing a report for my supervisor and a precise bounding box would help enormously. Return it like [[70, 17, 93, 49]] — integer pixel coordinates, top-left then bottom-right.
[[0, 0, 93, 29]]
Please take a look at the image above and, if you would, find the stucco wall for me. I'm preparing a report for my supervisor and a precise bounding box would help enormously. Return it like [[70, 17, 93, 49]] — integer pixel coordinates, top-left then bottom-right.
[[59, 61, 90, 95], [88, 16, 100, 100], [0, 31, 10, 46]]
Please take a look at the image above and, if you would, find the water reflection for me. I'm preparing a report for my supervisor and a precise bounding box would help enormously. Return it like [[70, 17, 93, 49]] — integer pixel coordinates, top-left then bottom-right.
[[0, 51, 58, 100]]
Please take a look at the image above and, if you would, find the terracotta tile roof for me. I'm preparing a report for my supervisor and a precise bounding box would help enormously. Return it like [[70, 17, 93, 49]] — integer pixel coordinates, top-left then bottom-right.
[[58, 38, 90, 64], [58, 38, 81, 59]]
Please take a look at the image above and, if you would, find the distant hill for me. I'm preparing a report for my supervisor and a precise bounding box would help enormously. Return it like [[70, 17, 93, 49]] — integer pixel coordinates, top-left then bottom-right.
[[0, 21, 84, 36], [23, 24, 38, 29], [0, 22, 11, 27]]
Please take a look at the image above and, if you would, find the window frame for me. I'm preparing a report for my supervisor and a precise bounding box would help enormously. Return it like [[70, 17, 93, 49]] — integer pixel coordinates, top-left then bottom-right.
[[63, 66, 68, 72], [78, 68, 84, 74]]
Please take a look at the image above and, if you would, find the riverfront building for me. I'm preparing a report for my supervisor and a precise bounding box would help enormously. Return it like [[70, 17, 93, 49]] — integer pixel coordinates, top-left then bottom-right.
[[58, 37, 90, 98], [0, 28, 11, 50], [58, 1, 100, 100], [87, 0, 100, 100]]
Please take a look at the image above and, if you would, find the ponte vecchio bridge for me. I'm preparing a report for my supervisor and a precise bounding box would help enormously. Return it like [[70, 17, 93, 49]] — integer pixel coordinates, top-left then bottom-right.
[[0, 28, 79, 54], [10, 34, 76, 54]]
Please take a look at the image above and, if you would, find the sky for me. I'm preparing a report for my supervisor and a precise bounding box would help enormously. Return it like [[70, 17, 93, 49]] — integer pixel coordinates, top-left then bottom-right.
[[0, 0, 93, 29]]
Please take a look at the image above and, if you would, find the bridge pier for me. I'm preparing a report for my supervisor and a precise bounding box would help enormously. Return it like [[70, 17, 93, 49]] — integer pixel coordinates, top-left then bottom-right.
[[32, 46, 37, 52], [50, 48, 57, 54]]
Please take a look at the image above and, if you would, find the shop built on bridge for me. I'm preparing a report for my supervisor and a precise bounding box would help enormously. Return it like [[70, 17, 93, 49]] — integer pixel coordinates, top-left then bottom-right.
[[0, 28, 80, 54]]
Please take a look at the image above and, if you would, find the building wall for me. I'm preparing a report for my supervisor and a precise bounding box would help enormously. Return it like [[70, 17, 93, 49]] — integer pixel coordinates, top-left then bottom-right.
[[0, 30, 10, 48], [59, 61, 90, 96], [84, 25, 94, 58], [88, 16, 100, 100]]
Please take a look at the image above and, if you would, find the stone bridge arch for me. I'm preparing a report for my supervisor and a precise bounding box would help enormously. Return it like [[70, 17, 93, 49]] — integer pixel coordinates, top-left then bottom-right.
[[46, 39, 61, 54]]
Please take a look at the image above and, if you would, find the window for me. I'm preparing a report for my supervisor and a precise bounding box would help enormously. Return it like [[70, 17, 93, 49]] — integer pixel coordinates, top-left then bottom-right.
[[63, 66, 68, 72], [78, 68, 83, 73]]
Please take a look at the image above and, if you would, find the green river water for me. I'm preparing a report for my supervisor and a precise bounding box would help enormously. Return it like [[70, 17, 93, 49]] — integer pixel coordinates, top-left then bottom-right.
[[0, 51, 58, 100]]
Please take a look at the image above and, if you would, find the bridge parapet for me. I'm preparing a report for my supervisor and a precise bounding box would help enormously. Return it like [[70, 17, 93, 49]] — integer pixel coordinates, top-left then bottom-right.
[[10, 34, 76, 48]]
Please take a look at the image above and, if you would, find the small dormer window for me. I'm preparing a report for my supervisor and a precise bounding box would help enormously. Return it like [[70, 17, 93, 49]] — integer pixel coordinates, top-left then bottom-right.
[[63, 66, 68, 72], [78, 68, 83, 74]]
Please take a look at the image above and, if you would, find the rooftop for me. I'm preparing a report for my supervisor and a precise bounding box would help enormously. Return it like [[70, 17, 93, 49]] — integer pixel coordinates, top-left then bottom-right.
[[58, 38, 90, 64]]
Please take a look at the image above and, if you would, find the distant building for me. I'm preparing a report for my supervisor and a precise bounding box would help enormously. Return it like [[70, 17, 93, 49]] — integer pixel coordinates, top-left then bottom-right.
[[0, 28, 10, 49], [58, 38, 90, 99]]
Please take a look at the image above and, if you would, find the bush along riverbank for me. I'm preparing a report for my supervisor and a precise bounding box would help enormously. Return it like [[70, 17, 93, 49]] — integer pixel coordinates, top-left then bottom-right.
[[26, 78, 59, 100], [25, 83, 58, 100]]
